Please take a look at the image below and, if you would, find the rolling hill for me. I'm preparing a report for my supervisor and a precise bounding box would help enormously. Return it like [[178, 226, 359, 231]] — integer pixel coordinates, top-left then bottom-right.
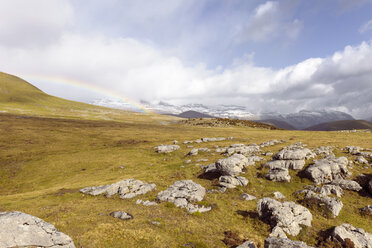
[[255, 119, 297, 130], [304, 120, 372, 131], [0, 71, 177, 123]]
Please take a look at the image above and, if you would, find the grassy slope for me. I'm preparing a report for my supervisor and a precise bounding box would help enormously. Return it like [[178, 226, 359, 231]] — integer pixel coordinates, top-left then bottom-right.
[[0, 71, 177, 124], [0, 72, 371, 247]]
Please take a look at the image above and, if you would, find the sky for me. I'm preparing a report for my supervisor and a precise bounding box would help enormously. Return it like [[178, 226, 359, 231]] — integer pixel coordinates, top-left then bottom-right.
[[0, 0, 372, 117]]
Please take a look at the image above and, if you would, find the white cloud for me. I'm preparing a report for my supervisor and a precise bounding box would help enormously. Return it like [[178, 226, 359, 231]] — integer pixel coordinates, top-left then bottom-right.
[[359, 19, 372, 33], [0, 0, 73, 48], [238, 1, 302, 42]]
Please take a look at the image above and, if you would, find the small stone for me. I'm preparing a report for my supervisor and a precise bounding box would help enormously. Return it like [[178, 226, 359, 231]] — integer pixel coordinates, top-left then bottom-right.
[[273, 192, 285, 199], [110, 211, 133, 220], [241, 193, 257, 201]]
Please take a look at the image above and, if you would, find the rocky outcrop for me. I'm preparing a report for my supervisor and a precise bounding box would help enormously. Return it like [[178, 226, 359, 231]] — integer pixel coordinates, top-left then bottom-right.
[[315, 146, 334, 157], [225, 144, 261, 156], [136, 199, 158, 206], [331, 223, 372, 248], [216, 154, 250, 176], [264, 237, 314, 248], [329, 179, 362, 192], [257, 198, 312, 237], [303, 156, 351, 184], [296, 186, 343, 218], [345, 146, 362, 155], [264, 143, 314, 171], [260, 140, 284, 148], [188, 147, 211, 156], [266, 168, 291, 182], [154, 144, 180, 153], [219, 175, 248, 188], [356, 156, 369, 165], [156, 180, 211, 214], [80, 179, 156, 199], [0, 211, 75, 248], [110, 211, 133, 220]]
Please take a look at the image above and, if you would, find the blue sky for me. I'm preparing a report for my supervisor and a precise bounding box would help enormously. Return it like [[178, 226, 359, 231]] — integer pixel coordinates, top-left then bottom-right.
[[0, 0, 372, 117]]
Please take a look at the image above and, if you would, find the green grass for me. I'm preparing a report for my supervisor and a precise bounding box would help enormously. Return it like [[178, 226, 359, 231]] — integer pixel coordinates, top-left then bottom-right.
[[0, 72, 371, 247]]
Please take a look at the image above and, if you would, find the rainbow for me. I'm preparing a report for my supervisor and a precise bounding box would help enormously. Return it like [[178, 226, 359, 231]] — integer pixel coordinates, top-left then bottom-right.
[[22, 74, 153, 114]]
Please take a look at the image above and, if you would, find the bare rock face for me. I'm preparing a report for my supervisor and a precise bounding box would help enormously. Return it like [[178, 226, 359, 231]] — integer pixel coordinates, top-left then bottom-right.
[[154, 144, 180, 153], [0, 211, 75, 248], [303, 156, 351, 184], [80, 179, 156, 199], [215, 154, 249, 176], [332, 223, 372, 248], [257, 198, 312, 237], [110, 211, 133, 220], [329, 179, 362, 192], [266, 168, 291, 182], [264, 237, 314, 248], [156, 180, 211, 214]]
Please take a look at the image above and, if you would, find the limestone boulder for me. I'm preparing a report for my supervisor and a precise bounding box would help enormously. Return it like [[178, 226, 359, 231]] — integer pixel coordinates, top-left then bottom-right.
[[266, 168, 291, 182], [257, 198, 312, 237], [264, 237, 314, 248], [215, 154, 249, 176], [154, 144, 180, 153], [0, 211, 75, 248], [332, 223, 372, 248]]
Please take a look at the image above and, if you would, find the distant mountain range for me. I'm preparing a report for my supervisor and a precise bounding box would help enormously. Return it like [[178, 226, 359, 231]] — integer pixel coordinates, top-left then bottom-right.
[[304, 120, 372, 131], [90, 98, 371, 130]]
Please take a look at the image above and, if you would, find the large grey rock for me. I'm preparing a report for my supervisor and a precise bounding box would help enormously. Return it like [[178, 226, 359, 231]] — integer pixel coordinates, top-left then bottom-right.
[[332, 223, 372, 248], [0, 211, 75, 248], [330, 179, 362, 192], [304, 156, 351, 184], [257, 198, 312, 237], [264, 159, 305, 170], [273, 147, 314, 160], [110, 211, 133, 220], [264, 237, 314, 248], [219, 175, 248, 188], [80, 179, 156, 199], [156, 180, 211, 214], [266, 168, 291, 182], [215, 154, 249, 176], [296, 186, 343, 217], [154, 144, 180, 153]]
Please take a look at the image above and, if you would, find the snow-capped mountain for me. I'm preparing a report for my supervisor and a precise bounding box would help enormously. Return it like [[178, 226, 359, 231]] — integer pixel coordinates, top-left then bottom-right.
[[90, 98, 355, 129], [259, 110, 355, 129]]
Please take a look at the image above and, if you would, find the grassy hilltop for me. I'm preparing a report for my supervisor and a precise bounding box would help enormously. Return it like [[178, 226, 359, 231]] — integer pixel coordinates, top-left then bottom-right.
[[0, 72, 371, 247]]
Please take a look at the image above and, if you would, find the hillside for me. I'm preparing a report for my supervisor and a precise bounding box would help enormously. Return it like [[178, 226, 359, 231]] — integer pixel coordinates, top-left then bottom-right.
[[255, 119, 297, 130], [0, 71, 176, 123], [305, 120, 372, 131]]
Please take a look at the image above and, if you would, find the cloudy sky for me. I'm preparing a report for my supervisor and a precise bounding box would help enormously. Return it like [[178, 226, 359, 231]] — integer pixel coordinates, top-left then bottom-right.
[[0, 0, 372, 117]]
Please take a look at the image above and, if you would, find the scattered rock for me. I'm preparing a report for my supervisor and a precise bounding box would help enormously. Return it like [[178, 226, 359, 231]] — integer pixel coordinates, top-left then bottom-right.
[[264, 237, 314, 248], [188, 148, 199, 156], [219, 175, 248, 188], [329, 179, 362, 192], [260, 140, 283, 148], [331, 223, 372, 248], [237, 240, 256, 248], [0, 211, 75, 248], [257, 198, 312, 237], [303, 156, 351, 185], [345, 146, 362, 155], [273, 192, 285, 199], [296, 185, 344, 217], [264, 159, 305, 170], [241, 193, 257, 201], [136, 199, 158, 206], [266, 168, 291, 182], [156, 180, 211, 214], [110, 211, 133, 220], [80, 179, 156, 199], [225, 144, 261, 156], [173, 140, 178, 145], [315, 146, 334, 157], [356, 156, 369, 165], [215, 154, 249, 176], [273, 146, 314, 160], [154, 144, 180, 153], [184, 159, 191, 164], [196, 158, 209, 162], [360, 205, 372, 216]]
